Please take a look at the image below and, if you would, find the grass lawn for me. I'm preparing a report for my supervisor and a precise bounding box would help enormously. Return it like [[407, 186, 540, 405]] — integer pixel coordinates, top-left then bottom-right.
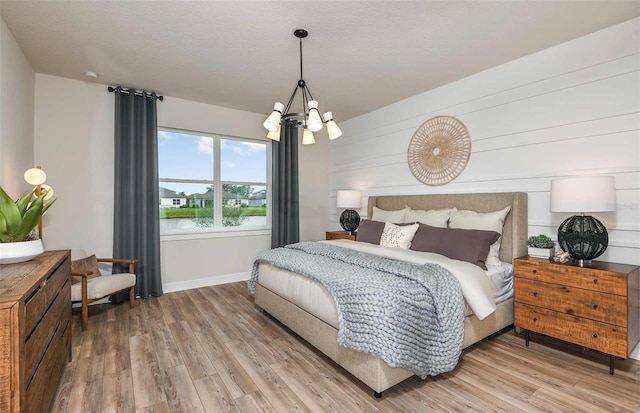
[[160, 206, 266, 219]]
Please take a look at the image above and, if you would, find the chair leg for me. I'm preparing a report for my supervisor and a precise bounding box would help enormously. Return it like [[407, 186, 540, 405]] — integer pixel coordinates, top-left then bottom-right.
[[81, 300, 88, 331], [129, 286, 135, 309]]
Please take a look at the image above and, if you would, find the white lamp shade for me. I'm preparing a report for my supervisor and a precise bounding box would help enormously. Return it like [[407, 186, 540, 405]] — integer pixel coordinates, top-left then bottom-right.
[[307, 100, 323, 132], [336, 190, 361, 209], [24, 168, 47, 186], [323, 112, 342, 140], [302, 129, 315, 145], [266, 124, 281, 141], [550, 176, 616, 212], [39, 184, 54, 201], [263, 102, 284, 132]]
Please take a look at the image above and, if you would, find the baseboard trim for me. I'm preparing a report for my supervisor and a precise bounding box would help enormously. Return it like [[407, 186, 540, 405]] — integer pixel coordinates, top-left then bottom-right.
[[162, 272, 251, 293]]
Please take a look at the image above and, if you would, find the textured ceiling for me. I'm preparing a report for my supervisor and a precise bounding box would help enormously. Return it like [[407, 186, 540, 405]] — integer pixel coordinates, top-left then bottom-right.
[[1, 1, 638, 122]]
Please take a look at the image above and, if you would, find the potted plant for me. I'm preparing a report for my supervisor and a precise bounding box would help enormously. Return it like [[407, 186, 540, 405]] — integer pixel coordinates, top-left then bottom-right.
[[527, 234, 555, 259], [0, 185, 55, 264]]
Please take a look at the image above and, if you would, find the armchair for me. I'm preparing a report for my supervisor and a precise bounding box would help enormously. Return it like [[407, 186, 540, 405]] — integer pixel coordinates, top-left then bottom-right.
[[70, 250, 137, 330]]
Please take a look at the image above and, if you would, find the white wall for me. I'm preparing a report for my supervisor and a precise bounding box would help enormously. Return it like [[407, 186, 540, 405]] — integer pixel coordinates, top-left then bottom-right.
[[330, 18, 640, 359], [33, 74, 329, 290], [0, 15, 34, 196], [331, 18, 640, 267]]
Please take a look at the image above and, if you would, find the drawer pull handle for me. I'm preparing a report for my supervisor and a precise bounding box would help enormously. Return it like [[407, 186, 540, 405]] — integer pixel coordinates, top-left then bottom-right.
[[593, 304, 598, 310], [592, 334, 598, 338], [533, 318, 538, 322], [532, 269, 537, 274], [533, 292, 538, 297], [593, 279, 598, 284]]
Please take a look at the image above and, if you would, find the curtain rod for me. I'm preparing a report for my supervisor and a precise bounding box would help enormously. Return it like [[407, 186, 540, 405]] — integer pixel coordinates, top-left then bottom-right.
[[108, 86, 164, 101]]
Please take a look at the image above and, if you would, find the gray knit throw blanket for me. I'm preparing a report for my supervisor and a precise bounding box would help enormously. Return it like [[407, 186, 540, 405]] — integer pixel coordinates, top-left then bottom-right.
[[248, 242, 465, 378]]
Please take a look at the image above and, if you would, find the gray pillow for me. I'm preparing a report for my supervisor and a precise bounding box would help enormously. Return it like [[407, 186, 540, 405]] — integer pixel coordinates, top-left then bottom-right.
[[356, 220, 415, 245], [356, 220, 386, 244], [410, 224, 501, 270]]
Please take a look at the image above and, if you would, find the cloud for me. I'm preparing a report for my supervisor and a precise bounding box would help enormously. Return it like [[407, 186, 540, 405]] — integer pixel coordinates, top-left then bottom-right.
[[223, 161, 235, 169], [198, 137, 214, 155], [232, 142, 266, 156]]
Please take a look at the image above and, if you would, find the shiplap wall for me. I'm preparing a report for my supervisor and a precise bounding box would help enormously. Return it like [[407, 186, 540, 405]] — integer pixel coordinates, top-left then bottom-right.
[[330, 18, 639, 266]]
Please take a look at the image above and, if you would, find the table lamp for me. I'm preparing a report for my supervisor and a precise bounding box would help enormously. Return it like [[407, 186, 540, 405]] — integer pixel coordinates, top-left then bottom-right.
[[550, 176, 616, 266], [336, 190, 361, 234]]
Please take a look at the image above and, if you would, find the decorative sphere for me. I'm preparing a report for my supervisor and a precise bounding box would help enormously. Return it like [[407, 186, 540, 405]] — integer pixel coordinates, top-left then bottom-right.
[[340, 209, 361, 233], [557, 215, 608, 261]]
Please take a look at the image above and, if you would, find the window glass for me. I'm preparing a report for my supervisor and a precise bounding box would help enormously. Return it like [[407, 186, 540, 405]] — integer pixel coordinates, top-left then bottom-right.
[[222, 185, 267, 227], [158, 131, 214, 181], [220, 138, 267, 182], [158, 129, 269, 234]]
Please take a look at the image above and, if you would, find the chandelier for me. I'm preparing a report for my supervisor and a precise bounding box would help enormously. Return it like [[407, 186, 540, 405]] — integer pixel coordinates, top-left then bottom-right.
[[263, 29, 342, 144]]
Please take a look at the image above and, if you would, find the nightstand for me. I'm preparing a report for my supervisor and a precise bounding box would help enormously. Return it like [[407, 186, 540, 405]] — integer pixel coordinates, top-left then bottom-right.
[[326, 231, 356, 241], [513, 256, 639, 374]]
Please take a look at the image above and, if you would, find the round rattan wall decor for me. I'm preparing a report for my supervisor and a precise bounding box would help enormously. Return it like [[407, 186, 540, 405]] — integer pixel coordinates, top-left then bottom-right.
[[407, 115, 471, 186]]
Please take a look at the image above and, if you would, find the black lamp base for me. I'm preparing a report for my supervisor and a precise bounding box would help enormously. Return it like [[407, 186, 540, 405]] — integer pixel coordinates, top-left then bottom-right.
[[340, 209, 361, 234], [557, 215, 608, 265]]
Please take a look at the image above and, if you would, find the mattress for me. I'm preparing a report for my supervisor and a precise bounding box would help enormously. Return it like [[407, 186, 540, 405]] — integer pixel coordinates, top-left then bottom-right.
[[257, 242, 513, 330]]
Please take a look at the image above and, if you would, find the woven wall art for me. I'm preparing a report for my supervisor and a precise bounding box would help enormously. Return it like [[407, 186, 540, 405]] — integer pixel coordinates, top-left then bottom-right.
[[407, 115, 471, 186]]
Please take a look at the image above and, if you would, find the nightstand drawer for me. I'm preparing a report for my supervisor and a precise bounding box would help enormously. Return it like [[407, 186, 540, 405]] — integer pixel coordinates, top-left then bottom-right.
[[514, 278, 627, 326], [514, 259, 625, 295], [515, 303, 628, 358], [326, 231, 356, 241]]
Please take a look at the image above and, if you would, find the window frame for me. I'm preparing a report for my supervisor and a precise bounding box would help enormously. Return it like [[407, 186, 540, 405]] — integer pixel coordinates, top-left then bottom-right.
[[158, 127, 271, 239]]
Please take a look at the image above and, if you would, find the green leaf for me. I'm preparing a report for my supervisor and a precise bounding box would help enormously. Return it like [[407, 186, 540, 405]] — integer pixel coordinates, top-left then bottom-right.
[[41, 198, 56, 216], [0, 211, 9, 242], [15, 196, 43, 241], [15, 189, 35, 217], [0, 186, 21, 235]]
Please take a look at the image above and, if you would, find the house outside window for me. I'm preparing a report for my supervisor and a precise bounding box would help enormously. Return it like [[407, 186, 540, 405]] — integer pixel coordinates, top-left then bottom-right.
[[158, 128, 270, 234]]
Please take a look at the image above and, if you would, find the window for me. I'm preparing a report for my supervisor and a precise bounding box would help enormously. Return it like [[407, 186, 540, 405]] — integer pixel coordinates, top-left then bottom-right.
[[158, 128, 270, 234]]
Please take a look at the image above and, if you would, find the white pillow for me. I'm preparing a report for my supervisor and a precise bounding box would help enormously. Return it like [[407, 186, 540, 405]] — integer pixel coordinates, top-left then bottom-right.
[[379, 222, 419, 249], [371, 206, 409, 223], [449, 206, 511, 266], [404, 208, 452, 228]]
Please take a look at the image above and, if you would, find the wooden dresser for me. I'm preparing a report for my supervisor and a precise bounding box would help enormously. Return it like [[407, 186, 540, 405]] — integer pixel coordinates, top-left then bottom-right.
[[514, 256, 639, 374], [0, 250, 72, 412]]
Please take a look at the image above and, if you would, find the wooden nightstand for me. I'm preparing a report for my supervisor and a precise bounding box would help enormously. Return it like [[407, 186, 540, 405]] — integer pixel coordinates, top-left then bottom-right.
[[326, 231, 356, 241], [513, 256, 639, 374]]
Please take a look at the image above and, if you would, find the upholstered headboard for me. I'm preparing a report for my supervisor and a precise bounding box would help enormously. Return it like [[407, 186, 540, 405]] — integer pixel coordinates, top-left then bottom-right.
[[367, 192, 528, 263]]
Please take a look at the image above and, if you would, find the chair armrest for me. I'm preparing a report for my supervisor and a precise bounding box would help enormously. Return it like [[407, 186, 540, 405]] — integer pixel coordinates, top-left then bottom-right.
[[71, 271, 92, 278], [97, 258, 139, 264], [97, 258, 139, 274]]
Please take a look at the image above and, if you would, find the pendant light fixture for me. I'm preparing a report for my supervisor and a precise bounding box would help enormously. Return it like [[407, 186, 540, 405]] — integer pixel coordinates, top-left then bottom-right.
[[264, 29, 342, 144]]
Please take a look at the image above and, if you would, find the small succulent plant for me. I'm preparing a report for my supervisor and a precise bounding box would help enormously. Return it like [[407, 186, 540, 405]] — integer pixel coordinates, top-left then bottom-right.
[[0, 186, 55, 243], [526, 234, 555, 249]]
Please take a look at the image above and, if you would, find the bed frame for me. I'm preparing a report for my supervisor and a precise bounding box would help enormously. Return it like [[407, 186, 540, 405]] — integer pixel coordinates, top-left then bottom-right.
[[255, 192, 528, 396]]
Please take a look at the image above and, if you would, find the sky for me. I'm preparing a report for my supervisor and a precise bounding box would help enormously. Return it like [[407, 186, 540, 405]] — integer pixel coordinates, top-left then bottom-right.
[[158, 130, 267, 195]]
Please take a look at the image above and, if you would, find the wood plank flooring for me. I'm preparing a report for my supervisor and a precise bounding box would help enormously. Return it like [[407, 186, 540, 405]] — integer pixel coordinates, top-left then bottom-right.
[[52, 282, 640, 412]]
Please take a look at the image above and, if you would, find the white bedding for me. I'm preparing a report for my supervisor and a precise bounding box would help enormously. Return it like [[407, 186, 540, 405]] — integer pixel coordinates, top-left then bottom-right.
[[258, 240, 500, 329], [486, 262, 514, 303]]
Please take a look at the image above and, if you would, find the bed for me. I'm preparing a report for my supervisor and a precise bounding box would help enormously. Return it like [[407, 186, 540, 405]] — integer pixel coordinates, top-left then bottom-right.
[[253, 192, 528, 396]]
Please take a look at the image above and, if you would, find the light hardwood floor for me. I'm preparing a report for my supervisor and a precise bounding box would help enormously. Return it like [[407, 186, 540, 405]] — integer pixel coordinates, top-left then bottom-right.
[[52, 282, 640, 413]]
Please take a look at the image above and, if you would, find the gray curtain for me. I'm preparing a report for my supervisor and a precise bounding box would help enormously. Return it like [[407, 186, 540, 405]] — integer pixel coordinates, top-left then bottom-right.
[[111, 87, 162, 300], [271, 122, 299, 248]]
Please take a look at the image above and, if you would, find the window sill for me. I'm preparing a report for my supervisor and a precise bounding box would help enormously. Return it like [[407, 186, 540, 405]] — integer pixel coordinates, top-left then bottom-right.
[[160, 228, 271, 242]]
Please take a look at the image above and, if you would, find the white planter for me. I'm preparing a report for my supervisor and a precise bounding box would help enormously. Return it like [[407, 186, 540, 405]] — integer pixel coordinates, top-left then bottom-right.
[[528, 246, 555, 259], [0, 239, 44, 264]]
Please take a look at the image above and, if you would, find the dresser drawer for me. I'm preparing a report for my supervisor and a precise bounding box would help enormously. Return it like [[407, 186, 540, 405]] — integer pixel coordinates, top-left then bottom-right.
[[514, 260, 626, 295], [515, 303, 628, 357], [24, 279, 70, 384], [24, 257, 70, 337], [25, 318, 70, 413], [514, 278, 627, 326]]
